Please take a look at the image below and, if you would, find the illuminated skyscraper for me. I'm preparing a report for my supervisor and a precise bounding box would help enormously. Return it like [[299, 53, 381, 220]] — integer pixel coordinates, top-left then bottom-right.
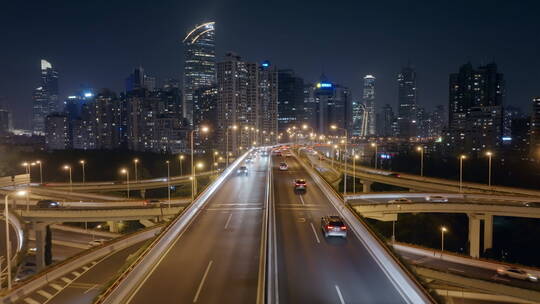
[[32, 59, 59, 133], [362, 75, 376, 136], [183, 22, 216, 124], [397, 64, 417, 138], [259, 61, 278, 144]]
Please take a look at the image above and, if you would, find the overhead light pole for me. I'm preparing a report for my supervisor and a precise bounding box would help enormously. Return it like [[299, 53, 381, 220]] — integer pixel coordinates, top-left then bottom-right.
[[331, 125, 348, 196], [4, 190, 27, 290], [63, 165, 72, 192], [120, 168, 130, 199], [416, 146, 424, 177], [371, 142, 378, 169], [486, 151, 493, 187], [459, 155, 466, 192], [191, 126, 209, 201], [133, 158, 139, 183], [440, 226, 448, 254], [166, 161, 171, 205], [226, 125, 238, 166], [35, 160, 43, 184], [79, 160, 86, 184], [178, 155, 185, 176]]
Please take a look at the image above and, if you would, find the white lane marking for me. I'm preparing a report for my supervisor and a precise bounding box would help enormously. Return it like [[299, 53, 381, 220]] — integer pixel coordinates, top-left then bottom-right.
[[299, 195, 306, 205], [309, 222, 321, 244], [50, 283, 63, 291], [193, 260, 213, 303], [448, 267, 465, 273], [71, 271, 81, 276], [61, 277, 72, 284], [37, 290, 53, 299], [224, 213, 233, 229], [82, 266, 90, 271], [84, 284, 98, 294], [335, 285, 346, 304], [24, 298, 40, 304]]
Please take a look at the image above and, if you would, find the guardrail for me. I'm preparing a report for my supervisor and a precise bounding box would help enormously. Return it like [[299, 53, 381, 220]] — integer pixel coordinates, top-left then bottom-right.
[[295, 151, 435, 304], [256, 153, 272, 304], [94, 150, 251, 304], [0, 224, 163, 303]]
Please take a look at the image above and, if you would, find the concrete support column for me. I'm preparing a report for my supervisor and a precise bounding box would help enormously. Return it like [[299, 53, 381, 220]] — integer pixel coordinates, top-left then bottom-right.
[[107, 221, 119, 233], [361, 180, 372, 193], [484, 214, 493, 252], [140, 189, 146, 199], [468, 214, 481, 258], [34, 222, 47, 270]]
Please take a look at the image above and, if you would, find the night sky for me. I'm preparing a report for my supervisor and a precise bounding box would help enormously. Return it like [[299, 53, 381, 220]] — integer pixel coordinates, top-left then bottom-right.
[[1, 0, 539, 128]]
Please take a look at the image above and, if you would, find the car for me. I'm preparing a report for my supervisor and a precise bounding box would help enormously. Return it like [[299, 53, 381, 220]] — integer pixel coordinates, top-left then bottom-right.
[[36, 200, 60, 208], [279, 162, 288, 171], [294, 179, 307, 191], [89, 239, 107, 247], [237, 166, 249, 176], [425, 195, 448, 202], [497, 267, 538, 282], [388, 198, 412, 204], [523, 202, 540, 208], [388, 173, 401, 177], [321, 216, 347, 238], [245, 157, 253, 163]]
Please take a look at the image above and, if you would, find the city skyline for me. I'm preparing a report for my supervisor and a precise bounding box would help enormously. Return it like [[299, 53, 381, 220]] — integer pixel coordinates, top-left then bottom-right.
[[1, 0, 540, 128]]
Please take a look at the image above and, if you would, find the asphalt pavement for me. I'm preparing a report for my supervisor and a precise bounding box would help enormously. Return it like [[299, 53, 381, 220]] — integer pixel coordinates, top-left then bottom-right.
[[273, 155, 406, 303], [126, 153, 268, 304]]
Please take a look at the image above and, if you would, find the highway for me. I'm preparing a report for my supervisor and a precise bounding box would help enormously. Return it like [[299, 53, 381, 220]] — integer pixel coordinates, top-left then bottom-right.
[[13, 241, 146, 304], [125, 153, 268, 303], [273, 155, 407, 303]]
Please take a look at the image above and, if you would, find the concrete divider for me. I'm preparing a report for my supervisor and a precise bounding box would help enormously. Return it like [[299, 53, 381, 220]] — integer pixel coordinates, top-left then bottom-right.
[[95, 150, 251, 304], [0, 224, 163, 303], [295, 152, 435, 304]]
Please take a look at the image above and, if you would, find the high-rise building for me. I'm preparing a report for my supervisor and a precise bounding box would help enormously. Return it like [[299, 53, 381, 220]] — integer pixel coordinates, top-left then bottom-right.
[[32, 59, 59, 134], [216, 53, 258, 153], [258, 61, 278, 144], [352, 100, 367, 137], [447, 62, 504, 154], [45, 113, 70, 150], [183, 22, 216, 124], [0, 109, 11, 134], [397, 64, 417, 138], [381, 104, 396, 137], [307, 75, 351, 135], [530, 97, 540, 159], [125, 67, 156, 93], [277, 69, 303, 132], [362, 75, 376, 136]]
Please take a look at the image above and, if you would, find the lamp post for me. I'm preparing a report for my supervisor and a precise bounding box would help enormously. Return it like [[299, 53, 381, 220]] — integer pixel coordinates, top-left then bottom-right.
[[213, 151, 219, 174], [121, 168, 130, 199], [166, 161, 171, 205], [440, 226, 448, 254], [194, 162, 204, 198], [226, 125, 238, 166], [35, 160, 43, 184], [63, 165, 72, 192], [191, 126, 209, 201], [371, 142, 378, 169], [353, 154, 359, 193], [416, 146, 424, 177], [302, 124, 314, 145], [79, 160, 86, 184], [179, 155, 185, 176], [4, 190, 27, 290], [459, 155, 466, 192], [486, 151, 493, 187], [331, 125, 348, 196], [133, 158, 139, 183], [332, 145, 338, 168]]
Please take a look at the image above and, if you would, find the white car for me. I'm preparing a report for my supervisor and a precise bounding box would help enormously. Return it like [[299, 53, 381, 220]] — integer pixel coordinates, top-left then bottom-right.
[[388, 198, 412, 204], [497, 267, 538, 282], [279, 162, 288, 171], [89, 239, 107, 247], [425, 195, 448, 202]]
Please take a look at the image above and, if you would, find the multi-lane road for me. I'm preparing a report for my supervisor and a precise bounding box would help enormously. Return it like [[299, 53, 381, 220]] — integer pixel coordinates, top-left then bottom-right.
[[273, 155, 406, 303], [125, 153, 268, 303]]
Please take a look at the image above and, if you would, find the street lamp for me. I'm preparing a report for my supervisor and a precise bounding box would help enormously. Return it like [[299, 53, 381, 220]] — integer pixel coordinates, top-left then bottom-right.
[[459, 155, 466, 192], [4, 190, 27, 290], [133, 158, 139, 183], [371, 142, 378, 169], [440, 226, 448, 253], [79, 160, 86, 184], [179, 155, 185, 176], [353, 154, 360, 193], [213, 151, 219, 173], [120, 168, 130, 199], [194, 162, 204, 197], [416, 146, 424, 177], [166, 161, 171, 205], [486, 151, 493, 187], [226, 125, 238, 166], [35, 160, 43, 184], [332, 144, 338, 168], [191, 126, 209, 201], [63, 165, 72, 192], [330, 124, 348, 196]]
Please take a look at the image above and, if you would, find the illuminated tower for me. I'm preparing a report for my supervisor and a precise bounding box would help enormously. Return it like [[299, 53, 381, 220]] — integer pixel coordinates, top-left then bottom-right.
[[362, 75, 376, 136], [183, 22, 216, 125]]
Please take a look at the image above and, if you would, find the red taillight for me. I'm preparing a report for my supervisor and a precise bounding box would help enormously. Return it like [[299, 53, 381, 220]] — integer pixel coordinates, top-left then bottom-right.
[[327, 225, 333, 230], [340, 226, 347, 230]]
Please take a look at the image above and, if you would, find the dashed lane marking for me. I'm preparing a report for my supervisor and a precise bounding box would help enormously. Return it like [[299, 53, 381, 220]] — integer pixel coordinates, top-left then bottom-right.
[[50, 284, 63, 291], [37, 290, 53, 299], [24, 298, 40, 304], [335, 285, 346, 304], [61, 277, 72, 284], [310, 222, 321, 244], [193, 260, 213, 303]]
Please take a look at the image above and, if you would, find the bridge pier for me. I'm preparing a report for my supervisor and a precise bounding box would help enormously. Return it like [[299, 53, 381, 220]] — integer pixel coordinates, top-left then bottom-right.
[[34, 222, 48, 270], [107, 221, 120, 233], [468, 213, 494, 258], [360, 180, 372, 193]]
